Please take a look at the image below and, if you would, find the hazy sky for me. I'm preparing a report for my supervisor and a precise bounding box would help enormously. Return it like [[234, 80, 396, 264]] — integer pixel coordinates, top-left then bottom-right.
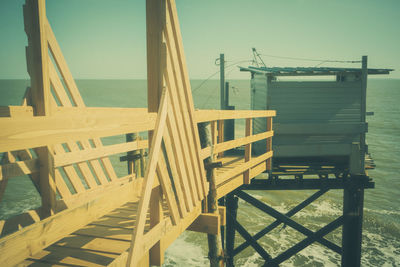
[[0, 0, 398, 79]]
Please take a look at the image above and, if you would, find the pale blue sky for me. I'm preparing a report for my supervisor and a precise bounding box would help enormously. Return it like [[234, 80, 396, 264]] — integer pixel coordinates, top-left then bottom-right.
[[0, 0, 398, 79]]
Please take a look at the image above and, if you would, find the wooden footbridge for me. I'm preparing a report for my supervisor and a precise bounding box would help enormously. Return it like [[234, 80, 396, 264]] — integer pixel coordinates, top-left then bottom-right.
[[0, 0, 274, 266]]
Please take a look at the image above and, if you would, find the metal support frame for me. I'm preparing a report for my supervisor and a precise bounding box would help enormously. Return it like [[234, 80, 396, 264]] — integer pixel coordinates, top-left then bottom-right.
[[224, 175, 373, 266]]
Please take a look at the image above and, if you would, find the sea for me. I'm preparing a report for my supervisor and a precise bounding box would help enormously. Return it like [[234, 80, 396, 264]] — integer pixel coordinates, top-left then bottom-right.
[[0, 79, 399, 266]]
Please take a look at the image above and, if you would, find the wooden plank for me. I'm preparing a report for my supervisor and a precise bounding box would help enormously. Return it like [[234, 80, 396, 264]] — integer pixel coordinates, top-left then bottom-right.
[[127, 89, 168, 267], [165, 2, 208, 199], [54, 234, 130, 255], [55, 139, 148, 168], [216, 151, 273, 186], [54, 168, 73, 199], [0, 159, 39, 181], [244, 118, 252, 184], [0, 106, 33, 117], [65, 142, 98, 190], [48, 61, 72, 107], [187, 213, 220, 235], [46, 20, 84, 107], [0, 208, 42, 238], [156, 152, 180, 225], [92, 138, 118, 182], [249, 161, 266, 179], [55, 175, 136, 212], [0, 110, 156, 152], [216, 174, 243, 198], [165, 75, 200, 203], [195, 109, 276, 123], [0, 179, 137, 266], [164, 27, 205, 200], [28, 245, 118, 266], [218, 206, 226, 226], [80, 140, 109, 186], [165, 110, 197, 208], [163, 129, 190, 215], [54, 144, 86, 194], [212, 131, 273, 155]]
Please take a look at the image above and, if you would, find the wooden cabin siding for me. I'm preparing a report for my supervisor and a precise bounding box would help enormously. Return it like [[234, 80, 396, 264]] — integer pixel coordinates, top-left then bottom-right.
[[252, 75, 366, 159]]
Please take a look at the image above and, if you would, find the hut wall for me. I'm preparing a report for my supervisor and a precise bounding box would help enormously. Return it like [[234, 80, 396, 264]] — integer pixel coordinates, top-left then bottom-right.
[[252, 73, 366, 167]]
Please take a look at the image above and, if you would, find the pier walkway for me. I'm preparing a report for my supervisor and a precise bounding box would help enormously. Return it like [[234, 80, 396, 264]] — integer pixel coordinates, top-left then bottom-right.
[[0, 0, 274, 266]]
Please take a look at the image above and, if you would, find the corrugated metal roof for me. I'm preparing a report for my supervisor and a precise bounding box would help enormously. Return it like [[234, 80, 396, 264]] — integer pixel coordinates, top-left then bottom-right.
[[239, 66, 393, 76]]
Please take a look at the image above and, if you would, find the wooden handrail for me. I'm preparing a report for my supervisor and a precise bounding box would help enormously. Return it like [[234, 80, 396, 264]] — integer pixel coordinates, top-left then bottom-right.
[[0, 108, 157, 152], [195, 109, 276, 123]]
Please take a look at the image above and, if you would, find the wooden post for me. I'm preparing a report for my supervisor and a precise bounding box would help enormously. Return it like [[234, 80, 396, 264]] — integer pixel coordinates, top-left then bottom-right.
[[244, 118, 252, 184], [146, 0, 166, 265], [149, 186, 164, 265], [24, 0, 56, 218], [198, 122, 223, 267], [220, 53, 225, 110], [24, 0, 51, 116], [37, 145, 56, 217]]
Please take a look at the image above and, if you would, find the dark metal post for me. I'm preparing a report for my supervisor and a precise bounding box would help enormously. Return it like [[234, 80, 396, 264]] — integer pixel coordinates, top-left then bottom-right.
[[226, 193, 239, 267], [126, 133, 137, 175], [220, 53, 225, 110], [224, 81, 235, 144], [360, 56, 368, 172], [341, 178, 365, 267]]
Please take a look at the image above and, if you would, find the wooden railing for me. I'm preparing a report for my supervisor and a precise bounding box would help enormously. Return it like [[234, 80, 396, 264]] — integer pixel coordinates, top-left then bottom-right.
[[195, 109, 275, 190]]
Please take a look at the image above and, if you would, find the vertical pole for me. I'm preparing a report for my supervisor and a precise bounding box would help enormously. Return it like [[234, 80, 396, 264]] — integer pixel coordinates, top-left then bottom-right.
[[218, 120, 224, 158], [224, 82, 235, 144], [37, 145, 56, 217], [24, 0, 51, 116], [199, 122, 223, 267], [24, 0, 56, 217], [360, 56, 368, 172], [244, 118, 252, 184], [126, 133, 137, 175], [226, 193, 239, 267], [225, 81, 229, 108], [146, 0, 166, 265], [220, 53, 225, 110], [341, 179, 365, 267], [266, 117, 273, 171]]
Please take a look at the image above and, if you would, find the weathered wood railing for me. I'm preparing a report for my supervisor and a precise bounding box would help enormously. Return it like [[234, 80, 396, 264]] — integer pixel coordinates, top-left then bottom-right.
[[0, 106, 275, 266], [195, 109, 275, 197], [0, 105, 158, 265]]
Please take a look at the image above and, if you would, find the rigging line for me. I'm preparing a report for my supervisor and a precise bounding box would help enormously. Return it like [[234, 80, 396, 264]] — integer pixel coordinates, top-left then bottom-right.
[[192, 60, 253, 94], [258, 53, 361, 63], [200, 85, 220, 108]]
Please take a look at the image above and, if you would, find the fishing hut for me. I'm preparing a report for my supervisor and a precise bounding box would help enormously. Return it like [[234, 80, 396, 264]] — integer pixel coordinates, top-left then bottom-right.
[[217, 63, 393, 266], [240, 64, 392, 177]]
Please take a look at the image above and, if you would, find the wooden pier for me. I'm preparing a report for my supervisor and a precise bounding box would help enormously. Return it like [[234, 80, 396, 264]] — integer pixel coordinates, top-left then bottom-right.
[[0, 0, 275, 266]]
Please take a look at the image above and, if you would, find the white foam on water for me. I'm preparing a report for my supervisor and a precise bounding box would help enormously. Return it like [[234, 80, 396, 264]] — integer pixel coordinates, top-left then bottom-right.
[[163, 232, 208, 267]]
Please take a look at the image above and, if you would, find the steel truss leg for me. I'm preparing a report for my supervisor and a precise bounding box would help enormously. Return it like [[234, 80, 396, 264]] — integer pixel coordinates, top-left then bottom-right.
[[341, 179, 365, 267], [226, 193, 238, 267]]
